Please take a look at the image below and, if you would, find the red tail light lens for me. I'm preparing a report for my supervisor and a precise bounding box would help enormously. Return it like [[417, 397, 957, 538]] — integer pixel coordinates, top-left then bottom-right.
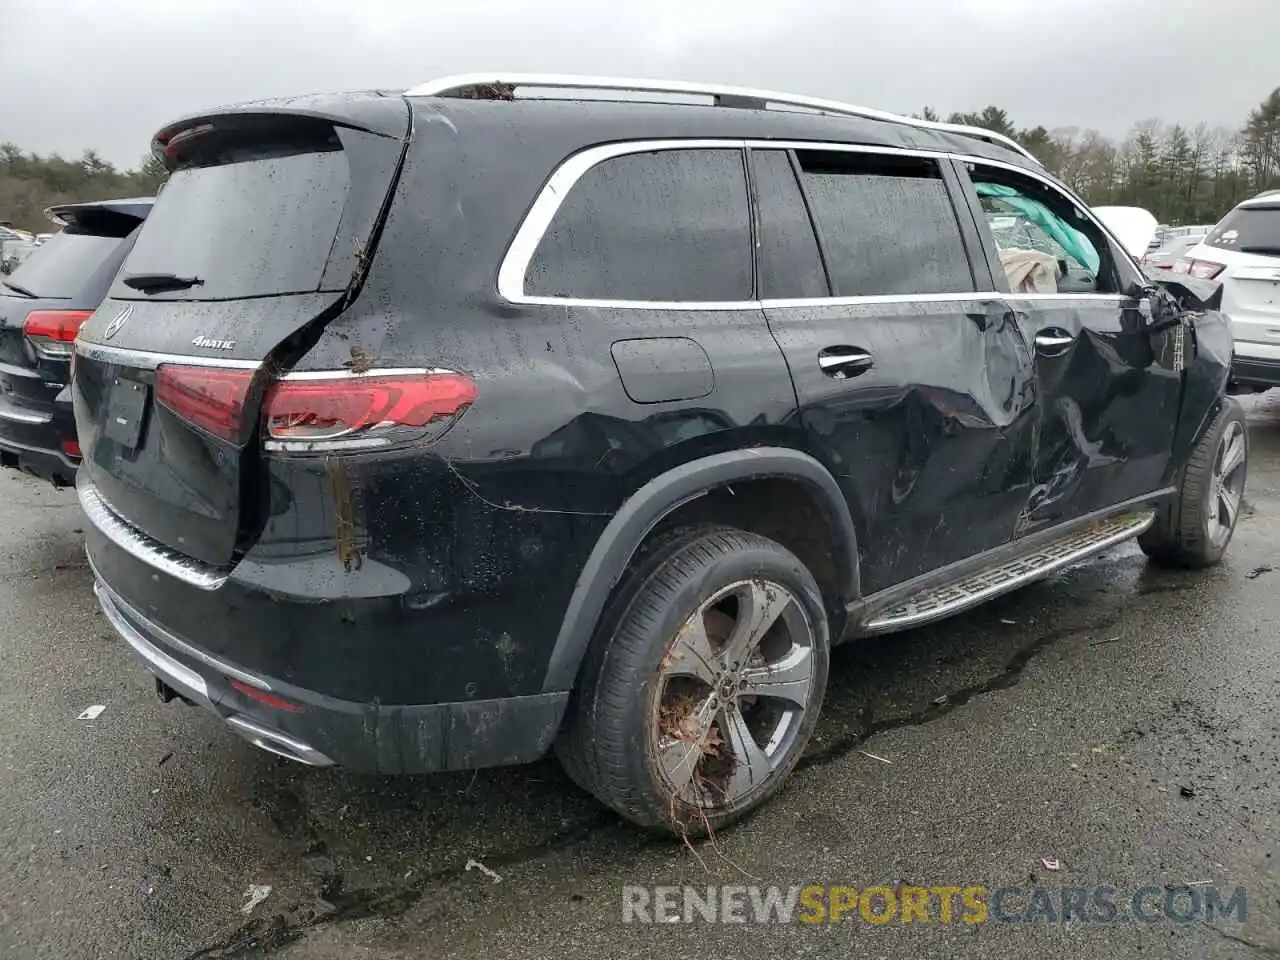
[[262, 370, 478, 453], [23, 310, 93, 360], [1187, 259, 1226, 280], [155, 365, 255, 443]]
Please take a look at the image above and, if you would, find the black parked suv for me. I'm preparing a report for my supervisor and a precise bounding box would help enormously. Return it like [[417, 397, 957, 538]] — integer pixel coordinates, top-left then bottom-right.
[[74, 76, 1245, 835], [1, 199, 151, 486]]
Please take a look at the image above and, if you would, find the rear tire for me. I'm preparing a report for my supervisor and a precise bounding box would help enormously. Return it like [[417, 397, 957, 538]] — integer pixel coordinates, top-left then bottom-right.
[[555, 526, 830, 835], [1140, 398, 1247, 568]]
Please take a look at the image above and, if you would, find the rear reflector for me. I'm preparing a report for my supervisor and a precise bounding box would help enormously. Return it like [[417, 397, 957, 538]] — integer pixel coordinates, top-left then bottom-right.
[[231, 678, 305, 713], [155, 365, 255, 443], [23, 310, 94, 360], [62, 439, 81, 458], [262, 370, 478, 453]]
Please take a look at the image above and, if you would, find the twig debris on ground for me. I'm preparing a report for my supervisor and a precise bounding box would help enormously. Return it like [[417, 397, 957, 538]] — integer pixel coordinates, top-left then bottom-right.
[[858, 750, 892, 765], [464, 858, 502, 884]]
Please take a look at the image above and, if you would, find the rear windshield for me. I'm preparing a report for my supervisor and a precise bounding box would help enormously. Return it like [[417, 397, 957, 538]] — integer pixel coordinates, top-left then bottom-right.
[[111, 149, 349, 301], [5, 232, 123, 299], [1204, 205, 1280, 255]]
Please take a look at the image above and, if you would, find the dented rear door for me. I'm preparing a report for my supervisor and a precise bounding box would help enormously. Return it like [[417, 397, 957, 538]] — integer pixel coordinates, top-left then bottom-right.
[[752, 147, 1037, 593]]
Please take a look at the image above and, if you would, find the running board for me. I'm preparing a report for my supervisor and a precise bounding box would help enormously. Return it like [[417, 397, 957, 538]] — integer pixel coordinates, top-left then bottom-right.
[[863, 510, 1156, 634]]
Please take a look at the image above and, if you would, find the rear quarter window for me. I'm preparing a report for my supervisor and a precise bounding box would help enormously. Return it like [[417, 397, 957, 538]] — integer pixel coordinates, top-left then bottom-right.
[[524, 148, 753, 302]]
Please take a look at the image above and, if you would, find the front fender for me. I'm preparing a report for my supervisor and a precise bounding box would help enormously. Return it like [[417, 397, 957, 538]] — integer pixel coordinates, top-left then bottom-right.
[[539, 446, 859, 693], [1172, 310, 1232, 476]]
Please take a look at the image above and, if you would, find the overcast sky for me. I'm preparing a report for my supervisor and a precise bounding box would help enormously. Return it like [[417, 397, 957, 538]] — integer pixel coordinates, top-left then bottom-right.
[[3, 0, 1276, 168]]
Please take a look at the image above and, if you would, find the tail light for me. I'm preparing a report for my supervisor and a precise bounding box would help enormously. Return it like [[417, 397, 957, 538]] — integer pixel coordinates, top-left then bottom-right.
[[262, 370, 478, 453], [1175, 258, 1225, 280], [23, 310, 93, 360], [155, 365, 254, 443]]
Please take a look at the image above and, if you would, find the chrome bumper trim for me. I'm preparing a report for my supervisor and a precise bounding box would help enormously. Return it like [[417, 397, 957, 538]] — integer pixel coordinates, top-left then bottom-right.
[[77, 476, 228, 591], [93, 579, 211, 707]]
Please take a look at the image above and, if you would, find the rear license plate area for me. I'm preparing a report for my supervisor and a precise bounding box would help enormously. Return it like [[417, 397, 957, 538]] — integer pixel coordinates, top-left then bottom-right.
[[103, 378, 150, 450]]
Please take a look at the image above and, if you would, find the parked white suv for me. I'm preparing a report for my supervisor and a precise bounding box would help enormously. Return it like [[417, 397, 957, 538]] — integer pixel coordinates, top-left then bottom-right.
[[1177, 190, 1280, 391]]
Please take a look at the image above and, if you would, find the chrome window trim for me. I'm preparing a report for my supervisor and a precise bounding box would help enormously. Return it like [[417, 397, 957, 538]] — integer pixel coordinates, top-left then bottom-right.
[[75, 340, 263, 371], [77, 476, 230, 591], [496, 137, 1136, 311], [497, 138, 749, 304]]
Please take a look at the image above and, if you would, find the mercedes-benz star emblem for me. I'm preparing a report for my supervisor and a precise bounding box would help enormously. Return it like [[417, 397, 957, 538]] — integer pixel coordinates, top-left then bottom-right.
[[103, 305, 133, 340]]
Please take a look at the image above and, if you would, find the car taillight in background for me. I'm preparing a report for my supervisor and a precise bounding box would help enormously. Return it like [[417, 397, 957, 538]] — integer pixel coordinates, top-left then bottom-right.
[[22, 310, 93, 360], [1173, 258, 1226, 279], [262, 370, 478, 453], [153, 365, 478, 452]]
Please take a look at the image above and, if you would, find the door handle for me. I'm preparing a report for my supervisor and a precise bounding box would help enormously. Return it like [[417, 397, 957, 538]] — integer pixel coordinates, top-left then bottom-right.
[[1033, 328, 1075, 356], [818, 346, 874, 379]]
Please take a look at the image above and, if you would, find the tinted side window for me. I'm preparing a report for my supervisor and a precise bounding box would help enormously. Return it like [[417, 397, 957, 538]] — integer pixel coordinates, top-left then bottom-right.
[[525, 149, 752, 302], [796, 152, 974, 297], [750, 150, 828, 299]]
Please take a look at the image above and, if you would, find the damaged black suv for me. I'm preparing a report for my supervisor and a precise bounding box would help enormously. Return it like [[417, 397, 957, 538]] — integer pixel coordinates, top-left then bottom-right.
[[74, 75, 1246, 835]]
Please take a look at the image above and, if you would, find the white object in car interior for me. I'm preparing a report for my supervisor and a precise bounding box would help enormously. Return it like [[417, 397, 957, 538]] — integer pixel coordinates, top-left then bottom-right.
[[1092, 206, 1158, 260]]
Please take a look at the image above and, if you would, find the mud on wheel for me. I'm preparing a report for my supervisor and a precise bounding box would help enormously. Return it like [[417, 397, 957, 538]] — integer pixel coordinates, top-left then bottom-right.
[[556, 526, 830, 835]]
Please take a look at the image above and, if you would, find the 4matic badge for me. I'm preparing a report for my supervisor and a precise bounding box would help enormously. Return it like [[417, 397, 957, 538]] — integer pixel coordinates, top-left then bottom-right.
[[191, 335, 236, 351]]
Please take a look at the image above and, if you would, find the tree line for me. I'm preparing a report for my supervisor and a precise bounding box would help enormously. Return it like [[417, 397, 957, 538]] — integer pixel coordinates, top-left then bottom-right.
[[0, 147, 165, 232], [3, 88, 1279, 233], [918, 87, 1280, 226]]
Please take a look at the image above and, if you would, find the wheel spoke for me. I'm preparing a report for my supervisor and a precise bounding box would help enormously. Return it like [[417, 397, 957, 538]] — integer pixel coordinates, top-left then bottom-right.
[[719, 703, 773, 800], [722, 581, 794, 669], [656, 736, 705, 802], [663, 615, 720, 685], [1219, 430, 1246, 481], [739, 645, 814, 707], [1219, 488, 1240, 530]]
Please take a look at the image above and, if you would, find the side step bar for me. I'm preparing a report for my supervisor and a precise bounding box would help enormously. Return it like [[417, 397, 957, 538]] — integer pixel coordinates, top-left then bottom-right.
[[862, 510, 1156, 635]]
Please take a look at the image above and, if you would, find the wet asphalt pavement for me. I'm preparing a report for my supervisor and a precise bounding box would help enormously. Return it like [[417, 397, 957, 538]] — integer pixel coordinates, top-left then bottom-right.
[[1, 397, 1278, 960]]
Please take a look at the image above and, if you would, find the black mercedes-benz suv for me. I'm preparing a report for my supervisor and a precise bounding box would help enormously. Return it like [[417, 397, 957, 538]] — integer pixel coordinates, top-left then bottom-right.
[[0, 198, 151, 486], [73, 76, 1245, 835]]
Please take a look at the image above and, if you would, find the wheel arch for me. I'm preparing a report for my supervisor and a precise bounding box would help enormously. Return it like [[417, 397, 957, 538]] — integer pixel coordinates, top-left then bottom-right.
[[540, 447, 860, 693]]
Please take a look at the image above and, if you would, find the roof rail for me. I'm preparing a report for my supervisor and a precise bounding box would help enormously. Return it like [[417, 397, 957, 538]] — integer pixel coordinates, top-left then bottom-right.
[[403, 73, 1042, 166]]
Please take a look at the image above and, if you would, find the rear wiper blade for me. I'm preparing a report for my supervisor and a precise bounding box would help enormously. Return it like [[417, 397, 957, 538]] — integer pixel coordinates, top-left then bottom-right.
[[1, 279, 38, 298], [1237, 246, 1280, 256], [122, 272, 204, 293]]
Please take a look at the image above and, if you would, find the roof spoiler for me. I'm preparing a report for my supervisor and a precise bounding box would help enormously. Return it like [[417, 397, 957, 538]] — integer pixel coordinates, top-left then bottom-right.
[[45, 197, 154, 228]]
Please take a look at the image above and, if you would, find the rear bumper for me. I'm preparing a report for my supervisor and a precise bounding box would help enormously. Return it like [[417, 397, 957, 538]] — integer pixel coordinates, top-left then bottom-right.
[[1230, 340, 1280, 389], [0, 388, 78, 486], [0, 433, 78, 486], [89, 564, 567, 774]]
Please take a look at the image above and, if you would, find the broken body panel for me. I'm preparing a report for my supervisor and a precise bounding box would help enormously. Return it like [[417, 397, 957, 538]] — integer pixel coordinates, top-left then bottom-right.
[[77, 92, 1229, 774]]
